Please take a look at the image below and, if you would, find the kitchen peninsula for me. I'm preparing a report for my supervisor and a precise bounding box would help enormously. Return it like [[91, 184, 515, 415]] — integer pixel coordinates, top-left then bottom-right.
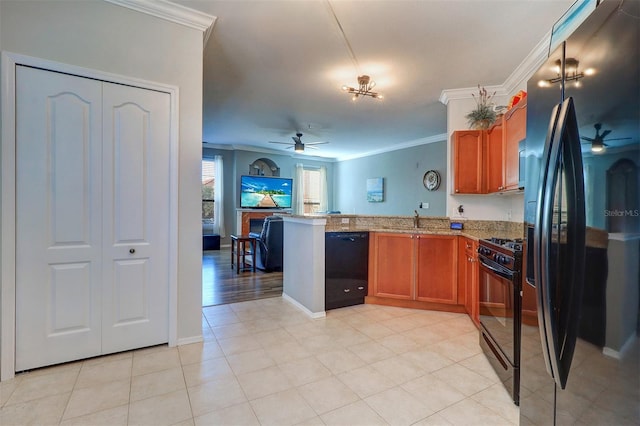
[[282, 214, 524, 319]]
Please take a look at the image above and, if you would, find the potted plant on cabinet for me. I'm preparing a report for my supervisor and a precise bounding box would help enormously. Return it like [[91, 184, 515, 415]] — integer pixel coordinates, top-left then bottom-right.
[[465, 85, 497, 130]]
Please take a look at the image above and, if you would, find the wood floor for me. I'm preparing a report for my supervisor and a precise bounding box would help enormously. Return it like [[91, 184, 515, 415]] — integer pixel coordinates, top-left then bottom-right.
[[202, 247, 283, 306]]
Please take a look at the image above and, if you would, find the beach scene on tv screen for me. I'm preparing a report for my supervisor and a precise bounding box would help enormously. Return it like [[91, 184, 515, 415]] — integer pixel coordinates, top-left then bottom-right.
[[241, 177, 292, 208]]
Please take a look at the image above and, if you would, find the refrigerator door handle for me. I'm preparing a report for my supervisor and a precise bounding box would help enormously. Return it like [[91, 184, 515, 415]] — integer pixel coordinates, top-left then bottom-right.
[[535, 97, 587, 390], [534, 103, 561, 382]]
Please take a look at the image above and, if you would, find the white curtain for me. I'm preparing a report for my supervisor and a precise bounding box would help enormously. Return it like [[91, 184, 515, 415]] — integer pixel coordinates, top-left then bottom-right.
[[294, 163, 305, 215], [213, 155, 226, 237], [319, 165, 328, 212]]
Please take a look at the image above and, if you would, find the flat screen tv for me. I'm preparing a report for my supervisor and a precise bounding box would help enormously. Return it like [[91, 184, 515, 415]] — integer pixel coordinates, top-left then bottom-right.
[[240, 175, 293, 209]]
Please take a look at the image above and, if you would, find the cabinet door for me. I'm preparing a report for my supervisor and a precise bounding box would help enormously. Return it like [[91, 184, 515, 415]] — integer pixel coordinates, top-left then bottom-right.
[[416, 235, 458, 304], [465, 241, 480, 326], [370, 233, 413, 299], [457, 237, 469, 306], [503, 101, 526, 190], [453, 130, 484, 194], [486, 119, 505, 193]]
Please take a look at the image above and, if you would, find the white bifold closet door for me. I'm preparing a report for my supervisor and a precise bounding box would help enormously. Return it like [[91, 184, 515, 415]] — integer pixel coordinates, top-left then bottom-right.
[[15, 65, 170, 371]]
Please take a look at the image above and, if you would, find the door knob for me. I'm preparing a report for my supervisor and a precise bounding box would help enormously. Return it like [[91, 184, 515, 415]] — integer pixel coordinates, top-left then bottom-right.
[[129, 248, 135, 254]]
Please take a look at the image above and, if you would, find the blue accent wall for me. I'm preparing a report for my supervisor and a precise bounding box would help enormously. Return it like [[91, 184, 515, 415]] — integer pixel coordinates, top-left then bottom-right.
[[334, 142, 447, 216]]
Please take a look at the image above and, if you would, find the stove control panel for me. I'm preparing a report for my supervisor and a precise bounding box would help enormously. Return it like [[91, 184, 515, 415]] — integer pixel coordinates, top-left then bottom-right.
[[477, 238, 523, 273]]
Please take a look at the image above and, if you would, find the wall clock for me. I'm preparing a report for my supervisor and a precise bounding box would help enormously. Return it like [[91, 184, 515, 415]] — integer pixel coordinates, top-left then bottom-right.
[[423, 170, 441, 191]]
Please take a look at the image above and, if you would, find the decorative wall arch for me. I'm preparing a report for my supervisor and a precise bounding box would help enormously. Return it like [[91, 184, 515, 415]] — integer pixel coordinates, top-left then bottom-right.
[[249, 157, 280, 176]]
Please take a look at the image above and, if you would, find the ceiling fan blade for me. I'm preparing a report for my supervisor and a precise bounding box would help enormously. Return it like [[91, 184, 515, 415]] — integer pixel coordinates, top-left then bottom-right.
[[268, 141, 293, 145], [604, 137, 632, 141], [305, 141, 329, 146], [600, 129, 612, 138], [580, 136, 595, 141]]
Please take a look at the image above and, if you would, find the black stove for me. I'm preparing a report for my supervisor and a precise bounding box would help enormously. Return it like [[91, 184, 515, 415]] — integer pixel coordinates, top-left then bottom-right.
[[477, 236, 524, 406], [478, 238, 523, 272]]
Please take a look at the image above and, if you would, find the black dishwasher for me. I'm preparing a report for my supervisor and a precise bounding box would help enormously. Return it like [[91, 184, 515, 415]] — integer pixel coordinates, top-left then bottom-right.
[[325, 232, 369, 310]]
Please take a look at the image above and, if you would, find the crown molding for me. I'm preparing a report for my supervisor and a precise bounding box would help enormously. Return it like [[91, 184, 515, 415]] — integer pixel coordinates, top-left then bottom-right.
[[104, 0, 216, 44], [439, 28, 553, 104], [203, 142, 339, 161], [502, 29, 552, 94], [336, 133, 447, 162]]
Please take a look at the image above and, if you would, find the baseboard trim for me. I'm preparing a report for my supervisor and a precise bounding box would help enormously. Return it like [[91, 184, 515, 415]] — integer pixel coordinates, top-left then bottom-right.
[[175, 335, 204, 347], [282, 293, 326, 319], [603, 333, 637, 360]]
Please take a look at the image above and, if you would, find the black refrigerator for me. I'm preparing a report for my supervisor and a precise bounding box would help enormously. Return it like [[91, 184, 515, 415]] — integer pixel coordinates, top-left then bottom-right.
[[521, 0, 639, 424]]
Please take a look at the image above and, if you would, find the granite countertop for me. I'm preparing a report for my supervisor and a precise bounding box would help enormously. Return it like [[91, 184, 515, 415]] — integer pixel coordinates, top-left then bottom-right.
[[288, 213, 526, 241], [334, 227, 523, 241]]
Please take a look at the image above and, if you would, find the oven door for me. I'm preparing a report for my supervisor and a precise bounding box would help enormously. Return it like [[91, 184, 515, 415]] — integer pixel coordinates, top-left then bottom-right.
[[478, 257, 520, 365]]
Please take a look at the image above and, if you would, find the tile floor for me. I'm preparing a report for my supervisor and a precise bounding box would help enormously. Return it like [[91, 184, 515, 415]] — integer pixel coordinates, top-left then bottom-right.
[[0, 297, 519, 425]]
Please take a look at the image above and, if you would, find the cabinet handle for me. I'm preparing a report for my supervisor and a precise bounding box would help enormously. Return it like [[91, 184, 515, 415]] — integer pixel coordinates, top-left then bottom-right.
[[455, 189, 459, 193], [343, 289, 351, 293], [358, 286, 364, 290], [129, 248, 135, 254]]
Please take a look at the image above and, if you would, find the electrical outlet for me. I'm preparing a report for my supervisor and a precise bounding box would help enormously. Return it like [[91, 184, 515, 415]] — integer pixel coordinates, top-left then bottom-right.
[[421, 202, 429, 209]]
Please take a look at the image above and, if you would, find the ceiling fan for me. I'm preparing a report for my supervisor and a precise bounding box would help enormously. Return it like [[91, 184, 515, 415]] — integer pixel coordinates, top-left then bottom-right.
[[268, 132, 328, 152], [581, 123, 631, 153]]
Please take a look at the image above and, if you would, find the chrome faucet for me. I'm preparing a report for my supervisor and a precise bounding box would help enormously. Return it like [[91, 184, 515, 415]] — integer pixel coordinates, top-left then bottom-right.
[[413, 210, 419, 229]]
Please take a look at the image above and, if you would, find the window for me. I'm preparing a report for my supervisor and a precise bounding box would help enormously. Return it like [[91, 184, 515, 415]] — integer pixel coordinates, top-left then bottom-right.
[[202, 159, 215, 230], [303, 168, 321, 214]]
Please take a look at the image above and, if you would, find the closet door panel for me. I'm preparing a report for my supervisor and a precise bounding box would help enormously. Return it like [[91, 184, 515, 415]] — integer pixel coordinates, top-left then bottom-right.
[[101, 82, 171, 353], [15, 66, 103, 371]]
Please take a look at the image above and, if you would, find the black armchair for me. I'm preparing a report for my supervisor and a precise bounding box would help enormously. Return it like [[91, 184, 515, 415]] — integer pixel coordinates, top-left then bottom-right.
[[248, 216, 283, 272]]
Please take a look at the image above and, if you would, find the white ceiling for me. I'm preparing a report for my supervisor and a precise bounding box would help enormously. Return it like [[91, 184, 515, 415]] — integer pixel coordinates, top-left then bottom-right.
[[176, 0, 575, 160]]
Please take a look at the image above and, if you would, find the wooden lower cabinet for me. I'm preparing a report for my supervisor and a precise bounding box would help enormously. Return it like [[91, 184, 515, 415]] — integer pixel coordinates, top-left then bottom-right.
[[370, 233, 413, 299], [458, 237, 479, 327], [369, 232, 460, 309], [416, 235, 458, 304]]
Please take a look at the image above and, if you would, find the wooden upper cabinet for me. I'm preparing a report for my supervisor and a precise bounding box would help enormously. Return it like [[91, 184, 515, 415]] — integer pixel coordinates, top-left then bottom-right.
[[452, 130, 485, 194], [503, 99, 526, 191], [485, 119, 505, 193], [369, 232, 414, 299], [416, 235, 458, 304], [452, 99, 526, 195]]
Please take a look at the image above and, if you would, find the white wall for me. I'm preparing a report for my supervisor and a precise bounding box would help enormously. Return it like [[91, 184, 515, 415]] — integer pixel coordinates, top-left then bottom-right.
[[445, 93, 525, 222], [0, 0, 205, 347]]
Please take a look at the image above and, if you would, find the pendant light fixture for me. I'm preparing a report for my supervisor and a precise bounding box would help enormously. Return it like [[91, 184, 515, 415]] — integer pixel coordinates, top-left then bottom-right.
[[342, 75, 383, 101], [327, 1, 384, 101]]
